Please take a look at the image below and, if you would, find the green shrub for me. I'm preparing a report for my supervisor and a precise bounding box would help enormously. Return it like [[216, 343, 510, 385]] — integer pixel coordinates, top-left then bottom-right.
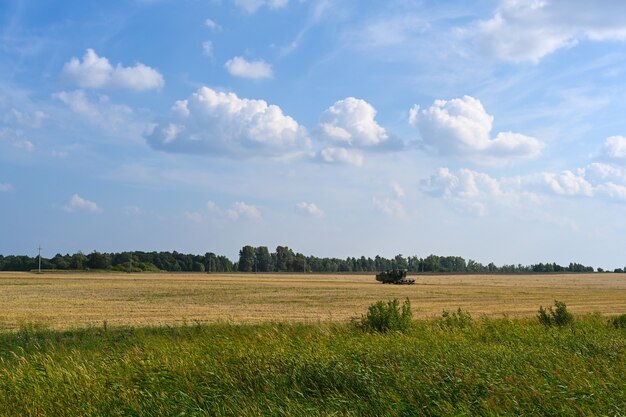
[[610, 314, 626, 329], [360, 298, 412, 333], [440, 308, 474, 329], [538, 300, 574, 327]]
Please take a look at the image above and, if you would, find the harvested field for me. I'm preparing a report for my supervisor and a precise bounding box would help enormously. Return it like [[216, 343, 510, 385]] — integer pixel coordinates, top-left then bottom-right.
[[0, 272, 625, 330]]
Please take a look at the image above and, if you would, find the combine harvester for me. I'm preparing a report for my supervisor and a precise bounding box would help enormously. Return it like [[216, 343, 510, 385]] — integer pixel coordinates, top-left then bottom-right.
[[375, 269, 415, 285]]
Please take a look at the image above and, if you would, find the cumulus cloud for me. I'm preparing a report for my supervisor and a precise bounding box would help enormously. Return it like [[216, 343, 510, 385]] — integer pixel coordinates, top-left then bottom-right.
[[61, 49, 164, 91], [62, 194, 102, 213], [314, 97, 394, 166], [422, 167, 510, 215], [317, 97, 389, 146], [227, 201, 261, 220], [147, 87, 310, 158], [319, 147, 364, 166], [601, 136, 626, 159], [233, 0, 288, 14], [471, 0, 626, 62], [225, 56, 273, 79], [410, 95, 543, 163], [532, 171, 593, 197], [296, 202, 324, 218], [0, 183, 13, 192], [423, 162, 626, 214]]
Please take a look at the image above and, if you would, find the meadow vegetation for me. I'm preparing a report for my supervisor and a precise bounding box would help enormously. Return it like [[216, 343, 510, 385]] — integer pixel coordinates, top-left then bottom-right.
[[0, 313, 624, 416]]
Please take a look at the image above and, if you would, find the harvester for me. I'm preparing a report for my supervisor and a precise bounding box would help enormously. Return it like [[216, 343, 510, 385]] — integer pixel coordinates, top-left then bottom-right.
[[375, 269, 415, 285]]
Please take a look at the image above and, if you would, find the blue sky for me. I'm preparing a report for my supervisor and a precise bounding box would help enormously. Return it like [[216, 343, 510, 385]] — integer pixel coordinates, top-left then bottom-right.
[[2, 0, 626, 268]]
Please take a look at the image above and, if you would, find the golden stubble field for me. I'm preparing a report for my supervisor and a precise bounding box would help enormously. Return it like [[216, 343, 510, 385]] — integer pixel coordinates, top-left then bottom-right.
[[1, 272, 625, 330]]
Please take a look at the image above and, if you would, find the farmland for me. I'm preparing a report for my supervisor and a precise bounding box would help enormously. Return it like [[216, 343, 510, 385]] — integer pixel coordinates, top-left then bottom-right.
[[0, 271, 625, 331], [1, 271, 625, 416]]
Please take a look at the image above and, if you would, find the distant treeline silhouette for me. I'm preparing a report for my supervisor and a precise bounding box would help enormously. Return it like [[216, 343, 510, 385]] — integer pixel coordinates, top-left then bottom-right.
[[0, 245, 613, 273]]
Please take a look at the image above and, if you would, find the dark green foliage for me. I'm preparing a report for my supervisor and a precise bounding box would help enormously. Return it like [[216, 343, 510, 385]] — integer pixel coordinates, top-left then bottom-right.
[[440, 308, 474, 329], [610, 314, 626, 329], [538, 300, 574, 327], [0, 245, 598, 273], [359, 298, 412, 333]]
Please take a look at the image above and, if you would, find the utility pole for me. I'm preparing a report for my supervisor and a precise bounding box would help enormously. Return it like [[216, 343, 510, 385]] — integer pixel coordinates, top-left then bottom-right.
[[38, 245, 42, 273]]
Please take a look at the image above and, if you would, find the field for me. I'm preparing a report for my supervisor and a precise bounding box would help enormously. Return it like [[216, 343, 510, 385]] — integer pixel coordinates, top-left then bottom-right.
[[1, 271, 625, 416], [1, 271, 625, 330]]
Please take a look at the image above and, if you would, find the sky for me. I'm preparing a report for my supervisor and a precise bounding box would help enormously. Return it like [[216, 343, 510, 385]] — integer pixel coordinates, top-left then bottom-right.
[[2, 0, 626, 268]]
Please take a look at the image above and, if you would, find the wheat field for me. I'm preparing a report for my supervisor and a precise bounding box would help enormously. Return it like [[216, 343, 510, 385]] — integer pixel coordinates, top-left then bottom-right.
[[1, 271, 625, 330]]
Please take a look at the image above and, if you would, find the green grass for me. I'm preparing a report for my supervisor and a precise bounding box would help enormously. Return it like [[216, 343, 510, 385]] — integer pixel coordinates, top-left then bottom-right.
[[0, 316, 625, 416]]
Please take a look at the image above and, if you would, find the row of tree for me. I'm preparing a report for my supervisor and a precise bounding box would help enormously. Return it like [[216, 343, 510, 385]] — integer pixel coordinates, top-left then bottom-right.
[[0, 251, 234, 273], [0, 246, 607, 273], [235, 246, 599, 273]]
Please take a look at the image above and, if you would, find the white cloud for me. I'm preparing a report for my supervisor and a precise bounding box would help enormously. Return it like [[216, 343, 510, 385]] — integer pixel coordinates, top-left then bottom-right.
[[423, 162, 626, 214], [205, 18, 221, 31], [61, 49, 164, 91], [185, 200, 261, 222], [471, 0, 626, 62], [62, 194, 102, 213], [535, 171, 593, 197], [146, 86, 310, 158], [227, 201, 261, 220], [233, 0, 288, 14], [601, 136, 626, 159], [296, 202, 324, 218], [319, 147, 364, 166], [224, 56, 273, 79], [317, 97, 388, 146], [53, 90, 148, 140], [410, 96, 543, 163], [585, 163, 626, 184], [373, 197, 406, 219], [202, 41, 214, 57], [0, 183, 13, 192]]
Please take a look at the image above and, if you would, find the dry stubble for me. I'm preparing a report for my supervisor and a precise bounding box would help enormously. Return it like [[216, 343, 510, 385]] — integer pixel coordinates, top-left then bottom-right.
[[0, 272, 625, 330]]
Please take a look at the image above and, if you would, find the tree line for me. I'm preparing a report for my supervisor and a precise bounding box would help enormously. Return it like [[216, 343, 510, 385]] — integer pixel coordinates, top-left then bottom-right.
[[0, 245, 610, 273]]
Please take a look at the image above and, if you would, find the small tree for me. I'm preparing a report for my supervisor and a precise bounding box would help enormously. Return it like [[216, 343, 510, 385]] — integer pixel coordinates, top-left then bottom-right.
[[538, 300, 574, 327], [360, 298, 412, 333]]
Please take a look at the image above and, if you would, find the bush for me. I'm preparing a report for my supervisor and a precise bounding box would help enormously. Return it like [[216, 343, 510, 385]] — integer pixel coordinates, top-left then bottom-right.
[[538, 300, 574, 327], [360, 298, 412, 333], [610, 314, 626, 329], [439, 308, 474, 329]]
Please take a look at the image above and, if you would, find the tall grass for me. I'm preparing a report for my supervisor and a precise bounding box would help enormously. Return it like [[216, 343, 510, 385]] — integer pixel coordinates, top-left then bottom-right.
[[0, 316, 624, 416]]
